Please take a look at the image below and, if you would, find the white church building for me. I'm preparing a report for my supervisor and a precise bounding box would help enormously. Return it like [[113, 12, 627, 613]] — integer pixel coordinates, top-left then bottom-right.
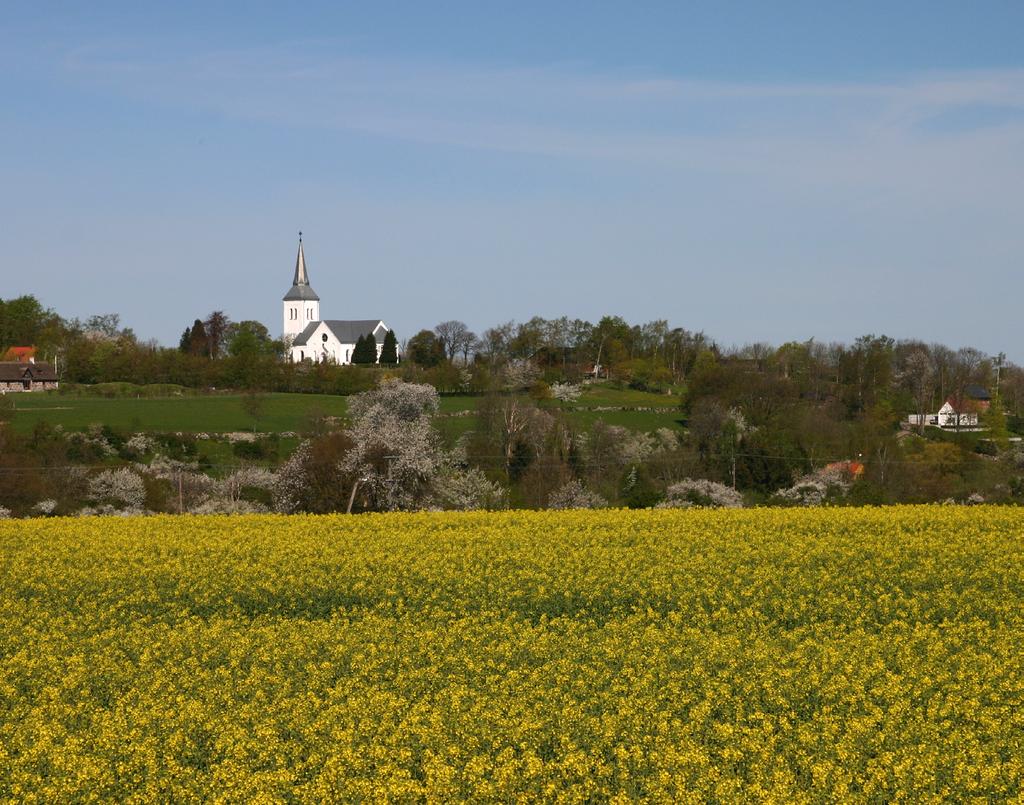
[[282, 236, 394, 364]]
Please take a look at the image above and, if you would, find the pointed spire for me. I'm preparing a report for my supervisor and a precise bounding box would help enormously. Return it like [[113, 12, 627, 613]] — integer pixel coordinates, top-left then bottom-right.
[[283, 232, 320, 302], [293, 231, 310, 286]]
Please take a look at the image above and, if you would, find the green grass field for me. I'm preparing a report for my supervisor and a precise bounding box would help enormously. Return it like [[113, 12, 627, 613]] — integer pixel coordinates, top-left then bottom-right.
[[5, 384, 683, 439], [567, 384, 681, 408], [6, 393, 349, 434]]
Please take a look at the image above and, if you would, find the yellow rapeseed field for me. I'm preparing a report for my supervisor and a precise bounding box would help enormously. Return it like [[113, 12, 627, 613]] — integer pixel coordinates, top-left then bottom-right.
[[1, 507, 1022, 802]]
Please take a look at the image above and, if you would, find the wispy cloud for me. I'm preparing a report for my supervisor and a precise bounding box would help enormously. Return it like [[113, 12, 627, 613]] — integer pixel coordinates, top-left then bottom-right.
[[54, 42, 1024, 220], [60, 41, 1024, 154]]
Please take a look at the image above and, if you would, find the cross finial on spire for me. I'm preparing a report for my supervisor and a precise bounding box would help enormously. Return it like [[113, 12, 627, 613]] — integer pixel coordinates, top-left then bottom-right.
[[298, 230, 302, 242]]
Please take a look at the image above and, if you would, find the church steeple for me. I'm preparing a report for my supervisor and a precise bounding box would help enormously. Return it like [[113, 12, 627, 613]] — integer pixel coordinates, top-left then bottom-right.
[[283, 232, 321, 339], [293, 231, 311, 287], [283, 232, 320, 302]]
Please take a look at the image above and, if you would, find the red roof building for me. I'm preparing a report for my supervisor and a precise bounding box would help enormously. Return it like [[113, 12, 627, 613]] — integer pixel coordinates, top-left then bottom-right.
[[1, 346, 36, 363]]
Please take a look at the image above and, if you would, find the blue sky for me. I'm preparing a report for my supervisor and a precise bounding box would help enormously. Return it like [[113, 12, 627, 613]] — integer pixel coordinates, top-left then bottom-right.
[[2, 2, 1023, 358]]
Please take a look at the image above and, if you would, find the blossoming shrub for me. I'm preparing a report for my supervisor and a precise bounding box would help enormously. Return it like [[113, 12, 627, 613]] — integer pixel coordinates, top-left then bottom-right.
[[550, 382, 582, 403], [775, 464, 855, 507], [548, 479, 608, 509], [0, 507, 1022, 801], [87, 468, 147, 510], [659, 477, 745, 508]]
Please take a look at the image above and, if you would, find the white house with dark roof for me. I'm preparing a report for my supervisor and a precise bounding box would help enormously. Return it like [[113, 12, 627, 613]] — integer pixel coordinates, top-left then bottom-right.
[[282, 236, 394, 364], [907, 385, 991, 430]]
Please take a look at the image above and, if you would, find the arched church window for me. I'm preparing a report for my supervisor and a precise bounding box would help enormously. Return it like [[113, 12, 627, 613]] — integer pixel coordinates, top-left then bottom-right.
[[322, 333, 328, 343]]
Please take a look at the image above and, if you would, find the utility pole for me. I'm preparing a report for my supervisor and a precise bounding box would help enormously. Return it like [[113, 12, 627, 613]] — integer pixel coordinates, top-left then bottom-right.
[[594, 335, 608, 380]]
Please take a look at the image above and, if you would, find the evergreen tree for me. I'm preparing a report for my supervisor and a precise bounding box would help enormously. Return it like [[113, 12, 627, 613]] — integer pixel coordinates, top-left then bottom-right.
[[178, 328, 192, 354], [188, 319, 209, 357], [379, 330, 399, 365], [352, 334, 373, 365], [204, 310, 230, 359]]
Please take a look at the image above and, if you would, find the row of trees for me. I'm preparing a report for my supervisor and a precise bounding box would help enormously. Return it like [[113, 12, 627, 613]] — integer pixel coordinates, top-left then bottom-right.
[[405, 316, 710, 384], [5, 295, 1019, 419], [404, 319, 1024, 421]]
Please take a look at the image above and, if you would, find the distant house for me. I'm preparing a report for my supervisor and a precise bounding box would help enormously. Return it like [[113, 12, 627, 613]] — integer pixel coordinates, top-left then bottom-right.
[[964, 384, 991, 411], [825, 460, 865, 478], [0, 361, 58, 392], [908, 386, 990, 430], [1, 346, 36, 363], [936, 400, 979, 428]]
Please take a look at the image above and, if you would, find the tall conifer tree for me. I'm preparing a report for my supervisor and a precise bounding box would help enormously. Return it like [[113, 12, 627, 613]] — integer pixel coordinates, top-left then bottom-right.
[[379, 330, 399, 365], [352, 334, 375, 365]]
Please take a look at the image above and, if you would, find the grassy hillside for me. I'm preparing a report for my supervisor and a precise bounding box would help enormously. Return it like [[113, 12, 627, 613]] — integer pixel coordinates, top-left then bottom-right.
[[6, 392, 350, 434], [1, 507, 1021, 800], [6, 384, 684, 437]]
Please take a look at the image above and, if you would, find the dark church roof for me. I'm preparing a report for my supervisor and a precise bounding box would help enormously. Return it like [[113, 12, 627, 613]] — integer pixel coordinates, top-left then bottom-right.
[[965, 384, 991, 401], [282, 237, 320, 302], [291, 320, 388, 347]]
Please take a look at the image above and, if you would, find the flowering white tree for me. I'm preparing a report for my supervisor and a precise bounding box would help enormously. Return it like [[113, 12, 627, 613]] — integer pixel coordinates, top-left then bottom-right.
[[347, 380, 439, 424], [142, 456, 214, 513], [502, 359, 541, 391], [775, 465, 854, 507], [431, 466, 507, 510], [658, 478, 744, 509], [550, 382, 583, 404], [89, 469, 146, 511], [122, 433, 155, 458], [341, 381, 444, 511], [32, 500, 58, 517], [548, 480, 608, 510], [583, 421, 675, 472], [272, 440, 315, 514], [653, 427, 680, 452], [217, 467, 276, 512]]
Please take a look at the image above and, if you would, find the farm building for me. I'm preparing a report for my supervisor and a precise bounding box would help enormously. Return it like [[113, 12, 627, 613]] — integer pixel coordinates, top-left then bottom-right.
[[0, 361, 58, 392], [1, 346, 36, 363]]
